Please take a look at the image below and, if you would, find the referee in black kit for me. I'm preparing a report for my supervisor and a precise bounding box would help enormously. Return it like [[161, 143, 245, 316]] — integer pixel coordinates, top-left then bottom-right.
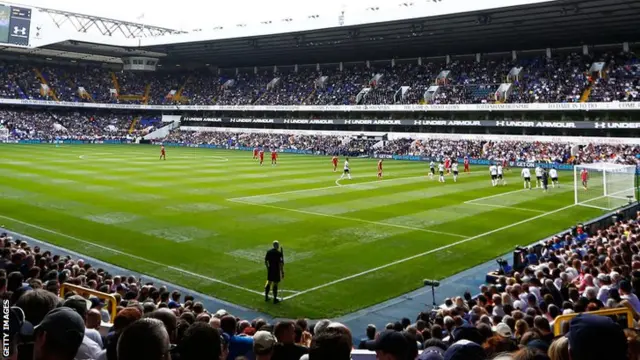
[[542, 168, 549, 192], [265, 240, 284, 304]]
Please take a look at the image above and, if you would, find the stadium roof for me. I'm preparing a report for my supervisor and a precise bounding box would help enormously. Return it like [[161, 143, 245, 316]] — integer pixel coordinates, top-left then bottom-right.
[[30, 0, 640, 68]]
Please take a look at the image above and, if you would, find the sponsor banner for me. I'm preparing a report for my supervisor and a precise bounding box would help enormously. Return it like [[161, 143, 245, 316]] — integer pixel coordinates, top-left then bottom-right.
[[3, 98, 640, 112], [182, 117, 640, 129], [15, 139, 128, 144]]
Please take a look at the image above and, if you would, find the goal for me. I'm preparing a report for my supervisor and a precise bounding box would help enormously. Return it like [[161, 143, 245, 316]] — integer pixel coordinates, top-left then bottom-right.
[[574, 163, 638, 211]]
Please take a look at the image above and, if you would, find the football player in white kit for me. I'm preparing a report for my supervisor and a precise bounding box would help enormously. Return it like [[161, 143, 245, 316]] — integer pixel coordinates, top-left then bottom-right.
[[497, 163, 506, 186], [489, 163, 498, 186], [429, 161, 435, 179], [521, 167, 532, 189], [339, 157, 352, 180], [451, 161, 459, 182], [549, 167, 559, 188], [535, 166, 544, 188], [438, 162, 445, 183]]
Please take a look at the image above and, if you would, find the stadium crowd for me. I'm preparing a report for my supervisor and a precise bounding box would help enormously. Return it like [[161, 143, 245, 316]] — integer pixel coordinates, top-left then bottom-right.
[[2, 206, 639, 360], [159, 130, 640, 166], [0, 51, 636, 106], [0, 110, 153, 140]]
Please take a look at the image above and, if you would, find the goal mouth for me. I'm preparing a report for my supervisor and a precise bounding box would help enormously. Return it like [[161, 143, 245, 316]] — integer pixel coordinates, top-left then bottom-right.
[[574, 163, 638, 211]]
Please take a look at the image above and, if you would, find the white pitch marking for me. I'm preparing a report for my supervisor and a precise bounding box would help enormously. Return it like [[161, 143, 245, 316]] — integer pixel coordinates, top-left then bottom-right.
[[0, 215, 264, 296], [463, 202, 546, 214], [231, 171, 494, 202], [283, 203, 578, 300], [227, 199, 469, 239]]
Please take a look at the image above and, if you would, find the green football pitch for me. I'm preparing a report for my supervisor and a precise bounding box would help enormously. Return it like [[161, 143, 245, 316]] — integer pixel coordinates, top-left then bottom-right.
[[0, 144, 606, 318]]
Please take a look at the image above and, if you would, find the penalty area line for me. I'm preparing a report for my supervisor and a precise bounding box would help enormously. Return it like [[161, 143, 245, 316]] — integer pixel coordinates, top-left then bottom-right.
[[0, 215, 264, 296], [282, 203, 577, 301], [227, 199, 469, 239]]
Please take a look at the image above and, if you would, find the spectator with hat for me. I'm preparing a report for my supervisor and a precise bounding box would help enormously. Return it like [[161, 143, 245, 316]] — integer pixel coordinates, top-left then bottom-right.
[[33, 308, 86, 360], [367, 330, 409, 360], [253, 331, 277, 360], [567, 313, 627, 360], [62, 294, 103, 359]]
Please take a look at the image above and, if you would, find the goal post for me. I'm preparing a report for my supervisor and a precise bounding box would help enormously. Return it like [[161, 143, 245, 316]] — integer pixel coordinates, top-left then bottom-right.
[[574, 163, 638, 211]]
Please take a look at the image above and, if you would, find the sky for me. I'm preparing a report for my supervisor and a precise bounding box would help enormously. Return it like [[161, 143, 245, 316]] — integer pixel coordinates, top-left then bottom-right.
[[18, 0, 375, 31]]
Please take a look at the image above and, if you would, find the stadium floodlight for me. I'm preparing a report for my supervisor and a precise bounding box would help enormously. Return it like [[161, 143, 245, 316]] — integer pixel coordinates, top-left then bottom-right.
[[574, 163, 638, 211]]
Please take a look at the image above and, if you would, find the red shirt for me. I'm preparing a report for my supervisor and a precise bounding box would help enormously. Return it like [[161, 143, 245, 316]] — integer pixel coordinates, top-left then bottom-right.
[[464, 159, 469, 166], [378, 161, 383, 171], [332, 157, 338, 164], [259, 151, 264, 158], [581, 170, 588, 181], [271, 152, 277, 159], [161, 146, 165, 153], [253, 148, 258, 154]]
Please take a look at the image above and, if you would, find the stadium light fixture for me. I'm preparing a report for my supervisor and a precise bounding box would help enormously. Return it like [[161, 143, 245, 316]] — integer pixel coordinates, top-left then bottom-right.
[[366, 7, 380, 11], [308, 15, 320, 19], [281, 18, 293, 22]]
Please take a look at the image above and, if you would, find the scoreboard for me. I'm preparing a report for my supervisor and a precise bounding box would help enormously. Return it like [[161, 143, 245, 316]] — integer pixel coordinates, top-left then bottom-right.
[[0, 5, 31, 46]]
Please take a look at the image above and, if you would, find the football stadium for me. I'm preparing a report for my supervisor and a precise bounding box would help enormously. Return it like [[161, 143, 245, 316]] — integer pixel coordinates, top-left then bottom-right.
[[0, 0, 639, 359]]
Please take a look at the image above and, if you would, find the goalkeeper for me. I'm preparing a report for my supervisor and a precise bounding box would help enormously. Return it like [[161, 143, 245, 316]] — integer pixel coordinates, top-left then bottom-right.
[[264, 240, 284, 304]]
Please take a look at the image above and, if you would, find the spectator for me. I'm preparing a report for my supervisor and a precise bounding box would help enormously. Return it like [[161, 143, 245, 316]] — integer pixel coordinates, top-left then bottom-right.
[[117, 318, 170, 360], [620, 280, 640, 314], [367, 330, 409, 360], [547, 336, 568, 360], [272, 320, 308, 360], [62, 295, 102, 360], [253, 331, 277, 360], [567, 314, 627, 360], [443, 340, 485, 360], [179, 322, 224, 360], [33, 308, 85, 360], [220, 315, 253, 360], [309, 326, 352, 360], [358, 324, 377, 350]]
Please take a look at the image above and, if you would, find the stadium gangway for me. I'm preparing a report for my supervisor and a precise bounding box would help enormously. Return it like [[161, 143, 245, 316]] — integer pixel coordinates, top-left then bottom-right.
[[61, 282, 118, 324], [552, 307, 634, 335]]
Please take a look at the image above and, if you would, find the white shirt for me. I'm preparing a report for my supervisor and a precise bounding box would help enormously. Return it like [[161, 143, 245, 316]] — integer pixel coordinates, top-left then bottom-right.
[[85, 328, 103, 348], [452, 163, 458, 172], [497, 165, 503, 175], [344, 161, 350, 170], [622, 293, 640, 314], [521, 168, 531, 178], [75, 335, 102, 360], [535, 167, 543, 177], [549, 169, 558, 178], [490, 165, 497, 175], [430, 161, 435, 168], [438, 164, 444, 172]]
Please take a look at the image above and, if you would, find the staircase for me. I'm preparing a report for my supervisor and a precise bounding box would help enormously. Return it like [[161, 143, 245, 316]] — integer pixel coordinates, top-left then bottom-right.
[[580, 85, 592, 103], [143, 84, 151, 105], [303, 89, 316, 104], [34, 68, 60, 101], [128, 117, 140, 134], [173, 76, 192, 103], [110, 72, 120, 95]]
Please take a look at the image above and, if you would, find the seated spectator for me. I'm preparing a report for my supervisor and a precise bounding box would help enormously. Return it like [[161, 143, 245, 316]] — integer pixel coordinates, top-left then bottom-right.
[[253, 331, 277, 360], [62, 295, 102, 360], [567, 314, 627, 360], [221, 315, 253, 360], [178, 322, 224, 360], [117, 318, 170, 360], [272, 320, 308, 360], [309, 325, 352, 360], [33, 308, 86, 360]]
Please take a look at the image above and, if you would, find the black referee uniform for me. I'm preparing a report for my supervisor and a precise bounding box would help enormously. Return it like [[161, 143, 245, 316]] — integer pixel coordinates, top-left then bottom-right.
[[542, 170, 549, 191], [264, 243, 284, 303]]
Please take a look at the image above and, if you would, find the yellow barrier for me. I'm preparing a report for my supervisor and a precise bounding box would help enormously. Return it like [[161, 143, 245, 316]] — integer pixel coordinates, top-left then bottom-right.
[[60, 283, 118, 323], [553, 308, 634, 335]]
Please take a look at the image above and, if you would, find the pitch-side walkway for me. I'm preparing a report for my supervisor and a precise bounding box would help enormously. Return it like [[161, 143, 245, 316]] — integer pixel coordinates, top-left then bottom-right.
[[5, 228, 504, 339]]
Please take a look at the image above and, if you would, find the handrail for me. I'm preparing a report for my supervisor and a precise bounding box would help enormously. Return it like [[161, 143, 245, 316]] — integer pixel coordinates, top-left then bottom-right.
[[60, 283, 118, 323], [553, 308, 634, 335]]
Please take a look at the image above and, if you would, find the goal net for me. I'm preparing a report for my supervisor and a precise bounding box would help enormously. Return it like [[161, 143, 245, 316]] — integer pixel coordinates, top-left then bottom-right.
[[574, 163, 638, 211]]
